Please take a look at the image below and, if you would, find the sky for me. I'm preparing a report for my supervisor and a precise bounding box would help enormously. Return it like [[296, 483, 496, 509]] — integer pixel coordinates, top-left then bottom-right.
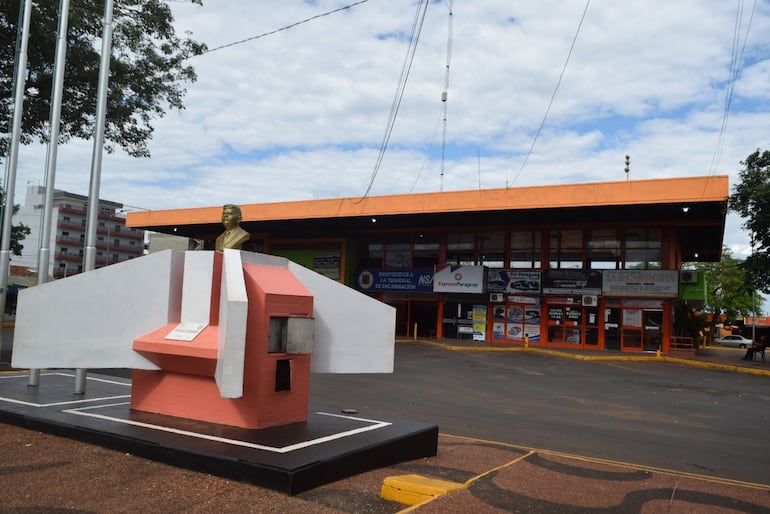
[[9, 0, 770, 307]]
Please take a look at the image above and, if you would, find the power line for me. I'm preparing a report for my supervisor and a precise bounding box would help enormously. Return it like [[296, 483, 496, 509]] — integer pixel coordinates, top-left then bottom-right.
[[198, 0, 371, 56], [358, 0, 430, 201], [707, 0, 757, 177], [508, 0, 590, 188]]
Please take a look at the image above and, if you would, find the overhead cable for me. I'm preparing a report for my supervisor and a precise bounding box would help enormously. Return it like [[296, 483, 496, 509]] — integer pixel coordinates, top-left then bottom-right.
[[508, 0, 590, 188], [707, 0, 757, 178], [358, 0, 430, 201], [198, 0, 371, 56]]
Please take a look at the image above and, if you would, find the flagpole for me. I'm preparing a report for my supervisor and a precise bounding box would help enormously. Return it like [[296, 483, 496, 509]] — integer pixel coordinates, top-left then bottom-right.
[[27, 0, 72, 388], [0, 0, 34, 375], [76, 0, 114, 394]]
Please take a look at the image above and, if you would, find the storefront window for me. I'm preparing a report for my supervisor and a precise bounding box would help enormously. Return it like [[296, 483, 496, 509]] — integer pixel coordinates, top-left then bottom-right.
[[509, 230, 541, 269], [361, 242, 383, 268], [478, 231, 505, 268], [545, 300, 599, 346], [588, 229, 620, 269], [624, 228, 661, 269], [385, 242, 411, 268], [413, 235, 439, 268], [447, 232, 475, 265], [500, 301, 541, 342], [549, 229, 583, 269]]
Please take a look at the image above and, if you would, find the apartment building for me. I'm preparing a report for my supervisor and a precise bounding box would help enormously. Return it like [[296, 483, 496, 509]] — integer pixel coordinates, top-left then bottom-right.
[[14, 184, 145, 278]]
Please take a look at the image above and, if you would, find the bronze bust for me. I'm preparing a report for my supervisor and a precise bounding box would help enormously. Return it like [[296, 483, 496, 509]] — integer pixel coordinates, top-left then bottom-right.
[[215, 204, 250, 251]]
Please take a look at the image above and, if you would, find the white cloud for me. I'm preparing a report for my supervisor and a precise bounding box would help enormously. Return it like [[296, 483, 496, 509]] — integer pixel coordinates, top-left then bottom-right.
[[8, 0, 770, 281]]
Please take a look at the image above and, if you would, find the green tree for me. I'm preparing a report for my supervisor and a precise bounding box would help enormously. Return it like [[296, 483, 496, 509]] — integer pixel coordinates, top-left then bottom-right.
[[729, 148, 770, 293], [0, 188, 31, 256], [688, 247, 765, 341], [696, 248, 759, 319], [0, 0, 206, 160]]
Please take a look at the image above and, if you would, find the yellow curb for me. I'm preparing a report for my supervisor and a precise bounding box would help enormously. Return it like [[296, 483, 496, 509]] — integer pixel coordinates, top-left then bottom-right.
[[381, 474, 465, 506], [400, 339, 770, 377]]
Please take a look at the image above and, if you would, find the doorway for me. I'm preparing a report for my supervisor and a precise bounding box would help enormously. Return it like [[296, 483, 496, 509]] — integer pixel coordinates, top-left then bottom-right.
[[411, 300, 438, 338]]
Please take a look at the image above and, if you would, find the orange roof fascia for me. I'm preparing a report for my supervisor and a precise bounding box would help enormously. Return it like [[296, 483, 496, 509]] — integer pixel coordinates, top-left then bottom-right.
[[126, 175, 729, 228]]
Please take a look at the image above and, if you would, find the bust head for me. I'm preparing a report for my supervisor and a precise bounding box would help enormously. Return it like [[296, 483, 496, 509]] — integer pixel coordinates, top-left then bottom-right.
[[221, 204, 242, 230]]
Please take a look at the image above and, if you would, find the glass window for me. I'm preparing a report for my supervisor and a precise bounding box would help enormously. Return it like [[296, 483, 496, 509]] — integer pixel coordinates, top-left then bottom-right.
[[361, 242, 383, 268], [447, 232, 475, 265], [478, 231, 505, 268], [549, 229, 583, 269], [509, 230, 541, 269], [588, 229, 620, 269], [624, 228, 661, 269], [413, 235, 439, 268], [385, 243, 411, 268]]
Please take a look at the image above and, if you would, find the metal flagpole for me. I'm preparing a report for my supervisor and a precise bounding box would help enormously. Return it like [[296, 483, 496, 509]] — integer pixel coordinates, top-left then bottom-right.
[[29, 0, 72, 388], [76, 0, 114, 395], [0, 0, 34, 375]]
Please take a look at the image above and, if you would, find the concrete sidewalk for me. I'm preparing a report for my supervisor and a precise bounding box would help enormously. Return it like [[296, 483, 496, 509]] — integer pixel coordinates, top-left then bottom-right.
[[2, 416, 769, 513]]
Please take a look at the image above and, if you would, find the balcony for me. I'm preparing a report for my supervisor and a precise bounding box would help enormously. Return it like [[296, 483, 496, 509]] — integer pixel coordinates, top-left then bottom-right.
[[56, 235, 83, 244]]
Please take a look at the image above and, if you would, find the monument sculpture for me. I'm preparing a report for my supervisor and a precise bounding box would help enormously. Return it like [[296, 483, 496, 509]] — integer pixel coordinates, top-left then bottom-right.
[[6, 209, 437, 493]]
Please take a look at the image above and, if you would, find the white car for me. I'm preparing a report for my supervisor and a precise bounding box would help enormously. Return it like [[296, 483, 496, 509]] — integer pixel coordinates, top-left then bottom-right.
[[714, 335, 753, 349]]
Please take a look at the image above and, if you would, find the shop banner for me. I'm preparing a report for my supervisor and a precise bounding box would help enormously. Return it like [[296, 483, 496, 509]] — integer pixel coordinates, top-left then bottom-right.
[[356, 269, 434, 292], [744, 316, 770, 327], [542, 269, 602, 295], [602, 270, 678, 298], [487, 269, 541, 294], [433, 265, 486, 293], [472, 304, 487, 341]]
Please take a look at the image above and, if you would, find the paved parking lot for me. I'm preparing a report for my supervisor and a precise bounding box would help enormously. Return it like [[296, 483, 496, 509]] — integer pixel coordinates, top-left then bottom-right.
[[310, 342, 770, 485]]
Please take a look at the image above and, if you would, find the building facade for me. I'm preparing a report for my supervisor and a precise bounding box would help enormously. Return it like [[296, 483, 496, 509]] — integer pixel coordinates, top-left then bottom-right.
[[126, 176, 728, 354], [14, 185, 145, 277]]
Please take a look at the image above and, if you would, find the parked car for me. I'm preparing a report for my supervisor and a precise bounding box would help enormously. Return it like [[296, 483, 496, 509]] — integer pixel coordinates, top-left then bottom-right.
[[714, 334, 753, 349]]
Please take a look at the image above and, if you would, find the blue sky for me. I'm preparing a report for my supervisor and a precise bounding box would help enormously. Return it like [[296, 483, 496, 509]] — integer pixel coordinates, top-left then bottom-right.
[[11, 1, 770, 310]]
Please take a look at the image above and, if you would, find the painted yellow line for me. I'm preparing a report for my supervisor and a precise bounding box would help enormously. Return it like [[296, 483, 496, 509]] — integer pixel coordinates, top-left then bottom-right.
[[400, 339, 770, 376], [440, 433, 770, 491], [0, 369, 30, 375], [462, 450, 536, 487]]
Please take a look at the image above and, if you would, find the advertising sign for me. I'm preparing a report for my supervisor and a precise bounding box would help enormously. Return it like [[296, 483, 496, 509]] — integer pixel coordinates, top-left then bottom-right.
[[602, 270, 678, 298], [542, 269, 602, 295], [356, 269, 434, 292], [487, 269, 542, 294], [472, 304, 487, 341], [433, 265, 486, 293]]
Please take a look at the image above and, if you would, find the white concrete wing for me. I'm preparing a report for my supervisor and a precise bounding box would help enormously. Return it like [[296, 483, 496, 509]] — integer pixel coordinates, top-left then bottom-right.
[[238, 252, 396, 373], [11, 250, 185, 369], [288, 262, 395, 373]]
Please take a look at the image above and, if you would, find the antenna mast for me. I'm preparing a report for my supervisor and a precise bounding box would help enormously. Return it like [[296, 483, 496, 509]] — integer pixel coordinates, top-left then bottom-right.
[[439, 0, 453, 191]]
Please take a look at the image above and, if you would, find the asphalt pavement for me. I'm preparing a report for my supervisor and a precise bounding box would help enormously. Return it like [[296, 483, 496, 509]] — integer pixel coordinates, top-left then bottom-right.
[[2, 340, 770, 513]]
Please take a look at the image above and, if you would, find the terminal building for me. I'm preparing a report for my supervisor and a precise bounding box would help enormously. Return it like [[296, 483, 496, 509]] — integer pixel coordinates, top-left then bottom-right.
[[126, 175, 727, 354]]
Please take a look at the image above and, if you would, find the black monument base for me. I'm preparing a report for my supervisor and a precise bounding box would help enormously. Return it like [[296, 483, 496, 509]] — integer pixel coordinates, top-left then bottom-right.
[[0, 370, 438, 495]]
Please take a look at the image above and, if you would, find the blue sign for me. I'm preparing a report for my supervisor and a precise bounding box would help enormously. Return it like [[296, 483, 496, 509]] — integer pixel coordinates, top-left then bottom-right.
[[356, 269, 434, 292]]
